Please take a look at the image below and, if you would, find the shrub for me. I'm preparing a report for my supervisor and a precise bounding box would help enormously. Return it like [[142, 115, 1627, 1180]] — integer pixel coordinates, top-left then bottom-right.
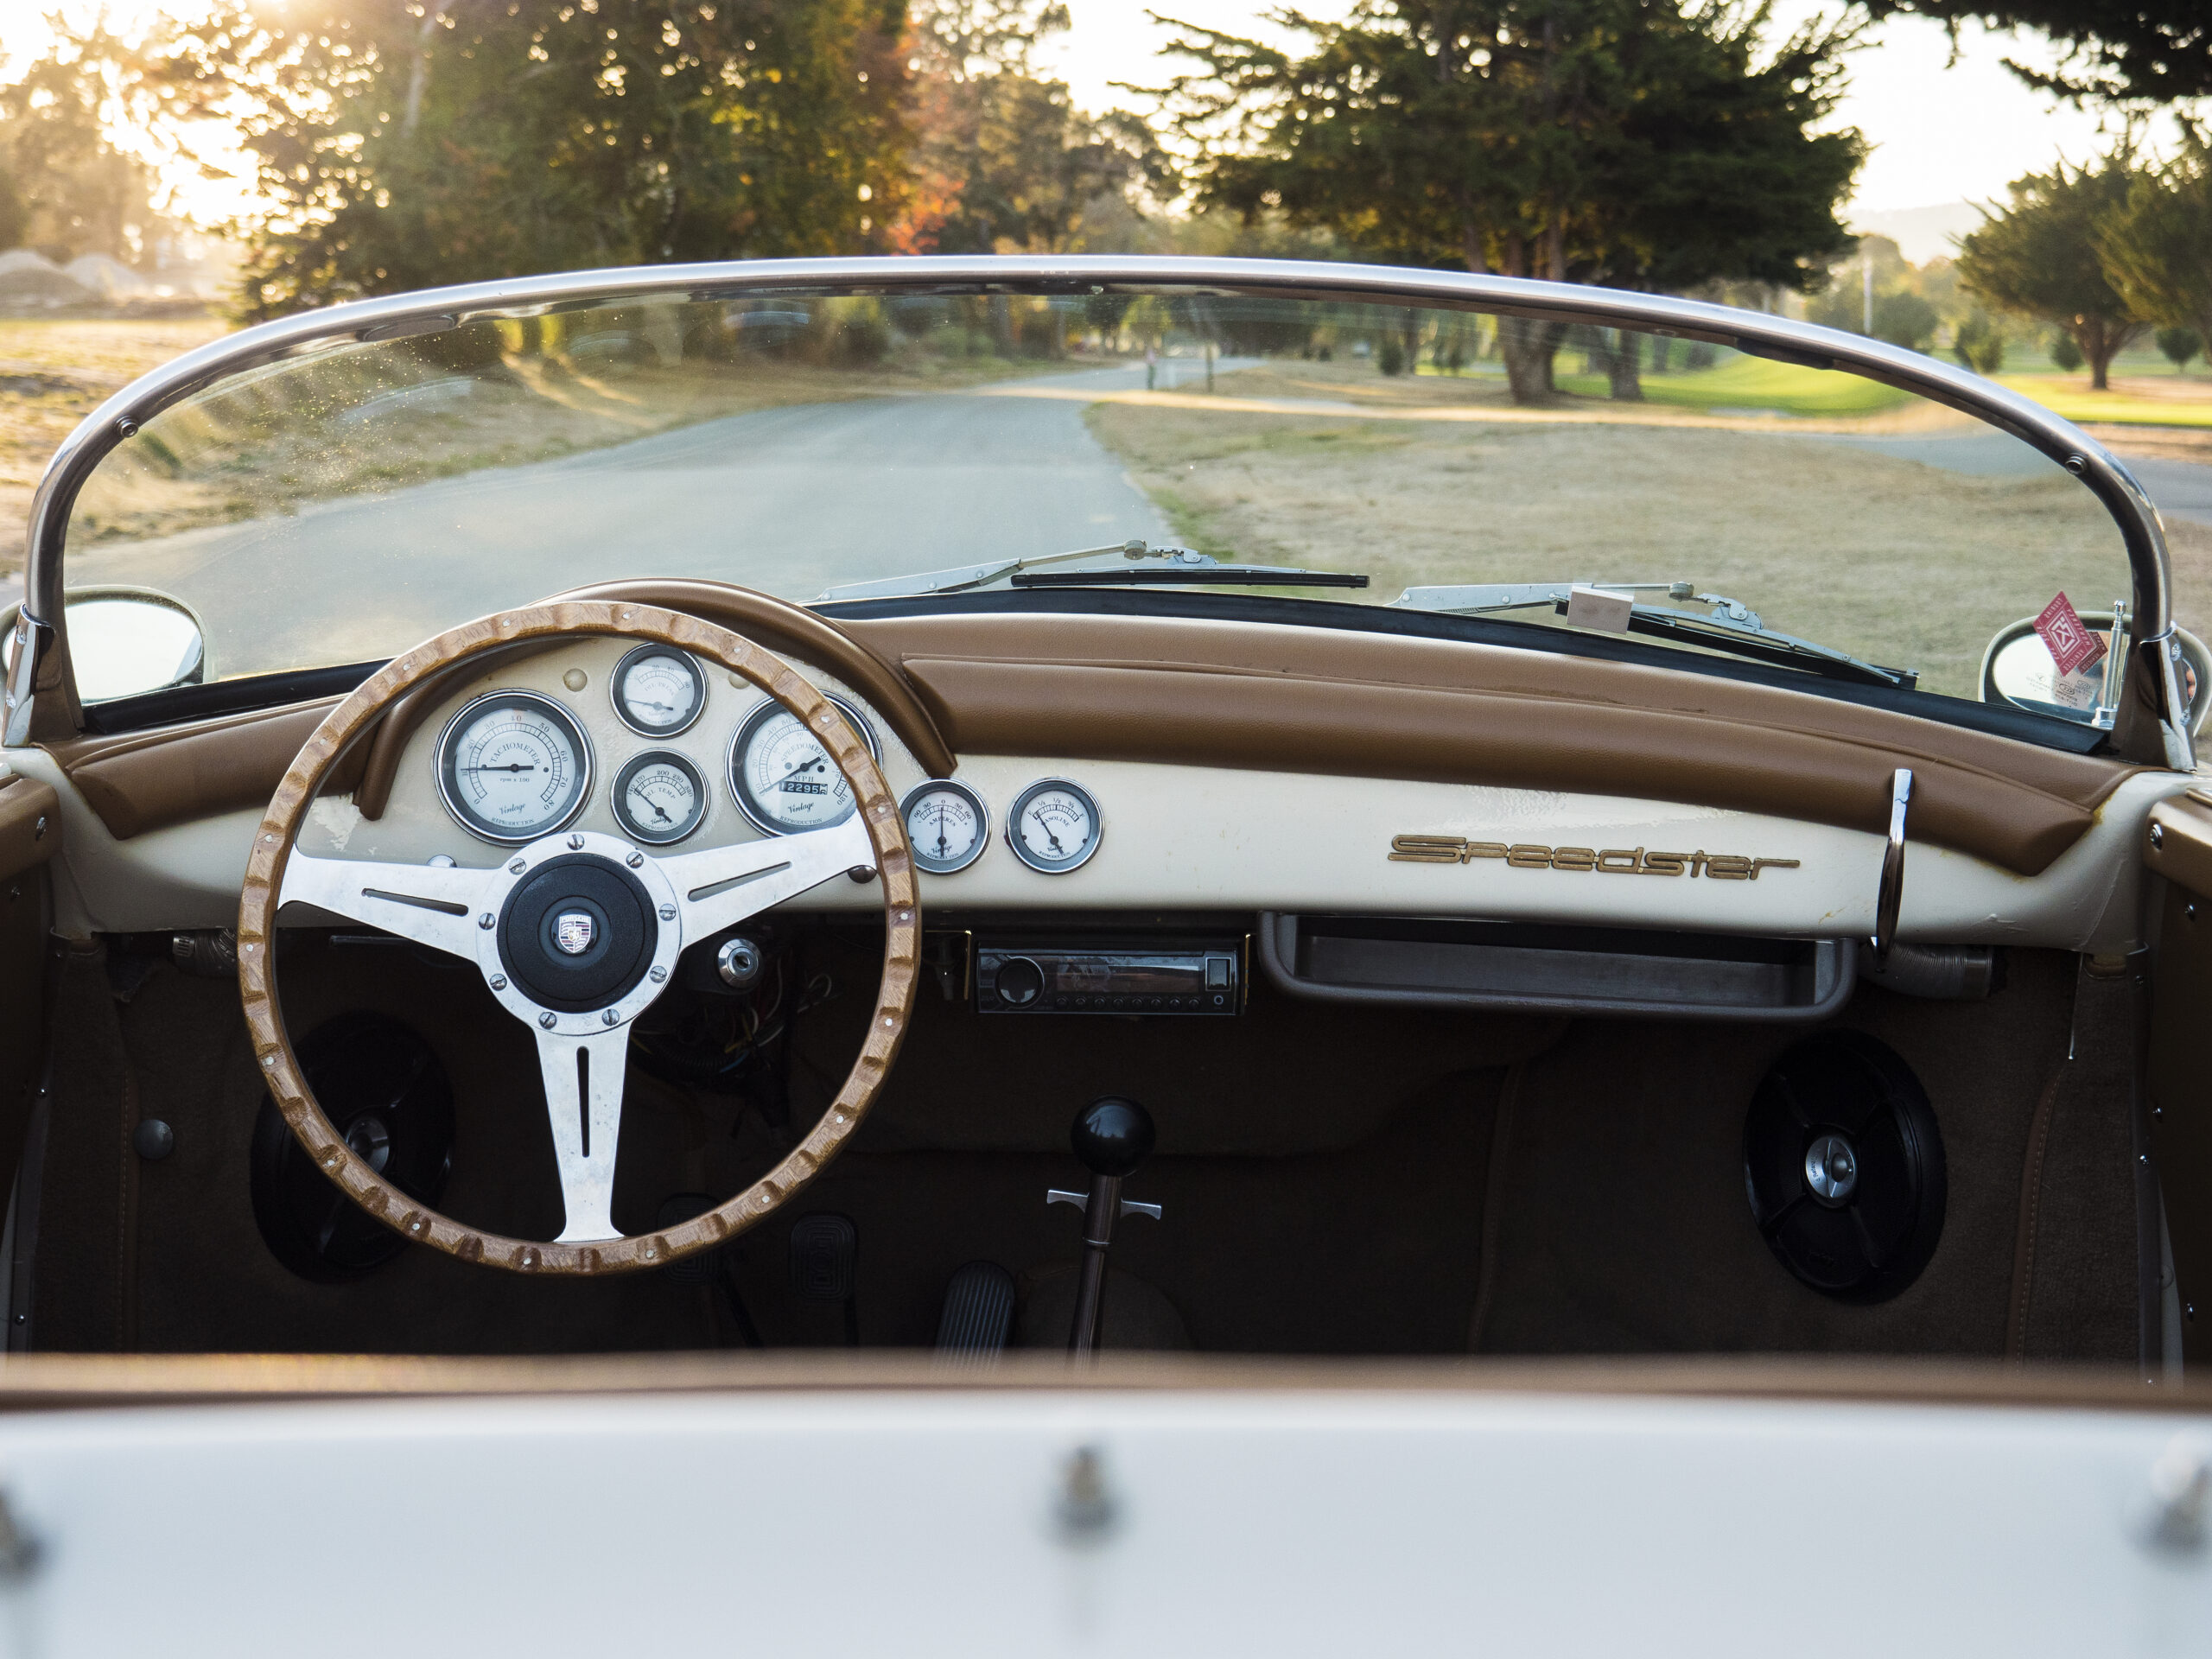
[[2050, 332, 2085, 372], [2157, 325, 2202, 371], [1377, 339, 1406, 375]]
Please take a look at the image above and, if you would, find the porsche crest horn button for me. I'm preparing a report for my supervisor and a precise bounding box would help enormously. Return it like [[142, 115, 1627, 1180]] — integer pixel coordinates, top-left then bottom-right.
[[553, 911, 597, 956]]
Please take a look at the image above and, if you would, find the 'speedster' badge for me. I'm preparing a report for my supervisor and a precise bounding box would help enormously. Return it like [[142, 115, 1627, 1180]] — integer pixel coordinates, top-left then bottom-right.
[[2034, 591, 2106, 677]]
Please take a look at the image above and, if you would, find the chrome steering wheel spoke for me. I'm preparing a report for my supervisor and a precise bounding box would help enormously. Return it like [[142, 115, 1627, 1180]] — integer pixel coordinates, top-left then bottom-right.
[[660, 816, 875, 939], [278, 851, 499, 962], [534, 1023, 630, 1243]]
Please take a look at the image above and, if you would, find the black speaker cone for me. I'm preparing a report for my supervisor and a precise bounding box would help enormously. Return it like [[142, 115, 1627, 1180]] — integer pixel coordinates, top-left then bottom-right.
[[1744, 1030, 1945, 1302]]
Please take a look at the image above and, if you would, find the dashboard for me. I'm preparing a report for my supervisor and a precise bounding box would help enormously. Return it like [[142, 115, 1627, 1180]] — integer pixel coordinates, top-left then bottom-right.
[[10, 607, 2183, 981]]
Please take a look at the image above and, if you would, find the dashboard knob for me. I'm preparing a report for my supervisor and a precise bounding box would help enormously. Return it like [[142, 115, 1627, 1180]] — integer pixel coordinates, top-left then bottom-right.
[[1071, 1096, 1154, 1178], [994, 956, 1045, 1008]]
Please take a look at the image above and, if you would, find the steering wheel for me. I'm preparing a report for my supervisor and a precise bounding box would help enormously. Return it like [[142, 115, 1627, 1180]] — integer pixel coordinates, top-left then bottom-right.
[[235, 601, 920, 1274]]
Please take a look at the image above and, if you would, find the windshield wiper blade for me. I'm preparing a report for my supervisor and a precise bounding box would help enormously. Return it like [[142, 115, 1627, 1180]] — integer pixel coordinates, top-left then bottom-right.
[[817, 538, 1338, 602], [1014, 566, 1367, 589], [1394, 581, 1916, 690]]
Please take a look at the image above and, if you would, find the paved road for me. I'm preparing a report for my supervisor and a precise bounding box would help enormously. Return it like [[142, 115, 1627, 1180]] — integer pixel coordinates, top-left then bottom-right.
[[67, 361, 1217, 683], [30, 359, 2212, 682]]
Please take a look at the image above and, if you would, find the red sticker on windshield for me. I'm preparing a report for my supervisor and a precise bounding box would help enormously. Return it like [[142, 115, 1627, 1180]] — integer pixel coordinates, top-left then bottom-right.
[[2035, 592, 2106, 677]]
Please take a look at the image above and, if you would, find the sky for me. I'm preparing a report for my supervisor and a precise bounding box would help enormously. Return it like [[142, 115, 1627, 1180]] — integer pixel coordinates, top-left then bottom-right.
[[0, 0, 2174, 254]]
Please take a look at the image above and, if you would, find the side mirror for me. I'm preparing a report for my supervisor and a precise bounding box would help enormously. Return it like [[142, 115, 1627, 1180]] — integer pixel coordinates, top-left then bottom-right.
[[3, 588, 206, 703], [1981, 613, 2211, 738]]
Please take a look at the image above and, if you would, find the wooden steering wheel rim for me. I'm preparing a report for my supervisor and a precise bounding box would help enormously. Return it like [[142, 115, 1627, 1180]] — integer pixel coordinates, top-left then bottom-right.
[[235, 600, 921, 1275]]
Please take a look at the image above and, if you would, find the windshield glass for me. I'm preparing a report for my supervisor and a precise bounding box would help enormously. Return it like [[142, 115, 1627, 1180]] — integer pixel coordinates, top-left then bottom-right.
[[64, 284, 2144, 721]]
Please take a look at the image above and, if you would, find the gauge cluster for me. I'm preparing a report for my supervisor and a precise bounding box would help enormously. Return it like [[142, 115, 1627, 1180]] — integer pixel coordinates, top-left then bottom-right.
[[426, 644, 1105, 883]]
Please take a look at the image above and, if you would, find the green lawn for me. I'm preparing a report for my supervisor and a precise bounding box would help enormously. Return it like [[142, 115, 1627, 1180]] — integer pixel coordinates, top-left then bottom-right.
[[1554, 353, 1914, 417], [1997, 373, 2212, 429]]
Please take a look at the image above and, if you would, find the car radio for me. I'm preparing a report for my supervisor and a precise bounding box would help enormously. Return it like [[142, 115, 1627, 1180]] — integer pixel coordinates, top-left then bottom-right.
[[974, 940, 1244, 1014]]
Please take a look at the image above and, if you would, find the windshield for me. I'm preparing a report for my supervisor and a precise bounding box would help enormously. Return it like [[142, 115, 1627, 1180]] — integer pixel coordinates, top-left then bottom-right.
[[63, 284, 2143, 726]]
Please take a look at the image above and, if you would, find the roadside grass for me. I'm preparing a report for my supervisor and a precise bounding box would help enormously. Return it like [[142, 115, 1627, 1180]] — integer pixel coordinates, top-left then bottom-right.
[[0, 315, 230, 576], [1087, 362, 2158, 702], [9, 315, 1081, 558]]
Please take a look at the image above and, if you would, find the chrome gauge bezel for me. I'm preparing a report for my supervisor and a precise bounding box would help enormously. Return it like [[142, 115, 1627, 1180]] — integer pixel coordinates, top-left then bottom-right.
[[727, 692, 881, 837], [899, 779, 991, 875], [612, 749, 709, 846], [611, 643, 708, 738], [434, 690, 594, 846], [1004, 777, 1102, 874]]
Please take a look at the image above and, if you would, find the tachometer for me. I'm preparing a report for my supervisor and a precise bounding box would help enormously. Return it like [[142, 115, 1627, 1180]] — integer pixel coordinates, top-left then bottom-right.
[[613, 751, 708, 845], [613, 644, 706, 737], [728, 695, 880, 835], [1006, 778, 1101, 874], [435, 691, 593, 844], [901, 779, 989, 874]]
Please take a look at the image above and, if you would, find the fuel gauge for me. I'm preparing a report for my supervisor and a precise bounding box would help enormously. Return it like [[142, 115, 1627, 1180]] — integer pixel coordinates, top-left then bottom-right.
[[613, 751, 707, 844]]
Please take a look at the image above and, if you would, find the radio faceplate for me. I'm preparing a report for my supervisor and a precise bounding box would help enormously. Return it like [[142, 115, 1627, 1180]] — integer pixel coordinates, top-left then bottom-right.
[[974, 940, 1243, 1014]]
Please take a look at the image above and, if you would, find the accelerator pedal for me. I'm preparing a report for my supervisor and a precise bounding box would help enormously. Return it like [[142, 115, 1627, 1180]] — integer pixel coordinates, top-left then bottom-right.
[[933, 1262, 1016, 1369]]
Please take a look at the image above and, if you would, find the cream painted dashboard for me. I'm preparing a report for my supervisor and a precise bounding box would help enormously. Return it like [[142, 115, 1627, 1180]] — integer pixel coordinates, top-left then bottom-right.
[[0, 633, 2190, 953]]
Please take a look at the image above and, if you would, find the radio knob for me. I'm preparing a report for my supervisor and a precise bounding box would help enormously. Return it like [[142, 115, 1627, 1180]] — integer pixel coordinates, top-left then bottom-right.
[[995, 957, 1045, 1008]]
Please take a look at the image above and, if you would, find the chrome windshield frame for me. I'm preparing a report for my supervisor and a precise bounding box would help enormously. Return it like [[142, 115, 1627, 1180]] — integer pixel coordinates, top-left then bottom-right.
[[12, 254, 2190, 764]]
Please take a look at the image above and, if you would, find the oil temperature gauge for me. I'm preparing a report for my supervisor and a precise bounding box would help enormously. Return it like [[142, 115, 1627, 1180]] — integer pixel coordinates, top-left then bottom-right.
[[900, 779, 990, 874], [613, 751, 707, 844], [1006, 778, 1101, 874]]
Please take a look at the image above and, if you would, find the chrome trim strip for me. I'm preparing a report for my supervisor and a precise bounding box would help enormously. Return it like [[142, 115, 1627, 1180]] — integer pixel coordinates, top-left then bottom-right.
[[21, 255, 2185, 763]]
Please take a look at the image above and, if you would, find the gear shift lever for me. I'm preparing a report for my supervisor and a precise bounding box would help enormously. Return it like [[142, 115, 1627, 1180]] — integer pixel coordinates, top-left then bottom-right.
[[1047, 1096, 1162, 1357]]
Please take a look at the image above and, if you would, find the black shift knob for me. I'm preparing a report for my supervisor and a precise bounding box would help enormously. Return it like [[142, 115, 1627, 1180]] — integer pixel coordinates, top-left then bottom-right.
[[1071, 1096, 1154, 1177]]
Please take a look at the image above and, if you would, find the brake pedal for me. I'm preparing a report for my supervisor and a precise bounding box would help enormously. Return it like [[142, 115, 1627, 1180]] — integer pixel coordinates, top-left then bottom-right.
[[934, 1262, 1015, 1368], [788, 1212, 859, 1345]]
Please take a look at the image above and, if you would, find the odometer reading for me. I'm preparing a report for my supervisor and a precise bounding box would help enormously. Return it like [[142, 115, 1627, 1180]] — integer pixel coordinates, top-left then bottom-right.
[[728, 695, 880, 836], [435, 691, 592, 844]]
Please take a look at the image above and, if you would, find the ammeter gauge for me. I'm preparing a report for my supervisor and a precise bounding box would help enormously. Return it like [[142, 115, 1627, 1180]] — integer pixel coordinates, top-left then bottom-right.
[[901, 779, 990, 874]]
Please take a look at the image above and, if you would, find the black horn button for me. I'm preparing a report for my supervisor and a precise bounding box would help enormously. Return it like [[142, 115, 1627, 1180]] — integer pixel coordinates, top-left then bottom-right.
[[499, 854, 658, 1013]]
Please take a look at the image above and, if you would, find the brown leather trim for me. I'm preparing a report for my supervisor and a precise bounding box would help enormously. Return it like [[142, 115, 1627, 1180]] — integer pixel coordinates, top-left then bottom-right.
[[0, 778, 58, 883], [44, 697, 359, 841], [43, 605, 2144, 866], [849, 613, 2140, 876]]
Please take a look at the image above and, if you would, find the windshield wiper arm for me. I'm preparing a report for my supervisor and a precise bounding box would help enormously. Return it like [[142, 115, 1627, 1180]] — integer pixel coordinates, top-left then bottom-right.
[[1394, 581, 1916, 690], [819, 538, 1357, 602]]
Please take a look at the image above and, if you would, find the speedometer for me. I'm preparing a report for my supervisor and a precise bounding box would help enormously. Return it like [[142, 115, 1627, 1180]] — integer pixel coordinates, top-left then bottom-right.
[[435, 691, 593, 844], [728, 695, 880, 835]]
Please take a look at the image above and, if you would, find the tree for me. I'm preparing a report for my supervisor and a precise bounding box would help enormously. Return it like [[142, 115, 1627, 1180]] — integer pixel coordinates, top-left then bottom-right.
[[162, 0, 913, 318], [2094, 140, 2212, 381], [1954, 311, 2004, 372], [905, 0, 1169, 256], [0, 20, 176, 263], [1859, 3, 2212, 105], [1151, 0, 1863, 404], [2155, 326, 2200, 372], [1956, 156, 2145, 390]]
